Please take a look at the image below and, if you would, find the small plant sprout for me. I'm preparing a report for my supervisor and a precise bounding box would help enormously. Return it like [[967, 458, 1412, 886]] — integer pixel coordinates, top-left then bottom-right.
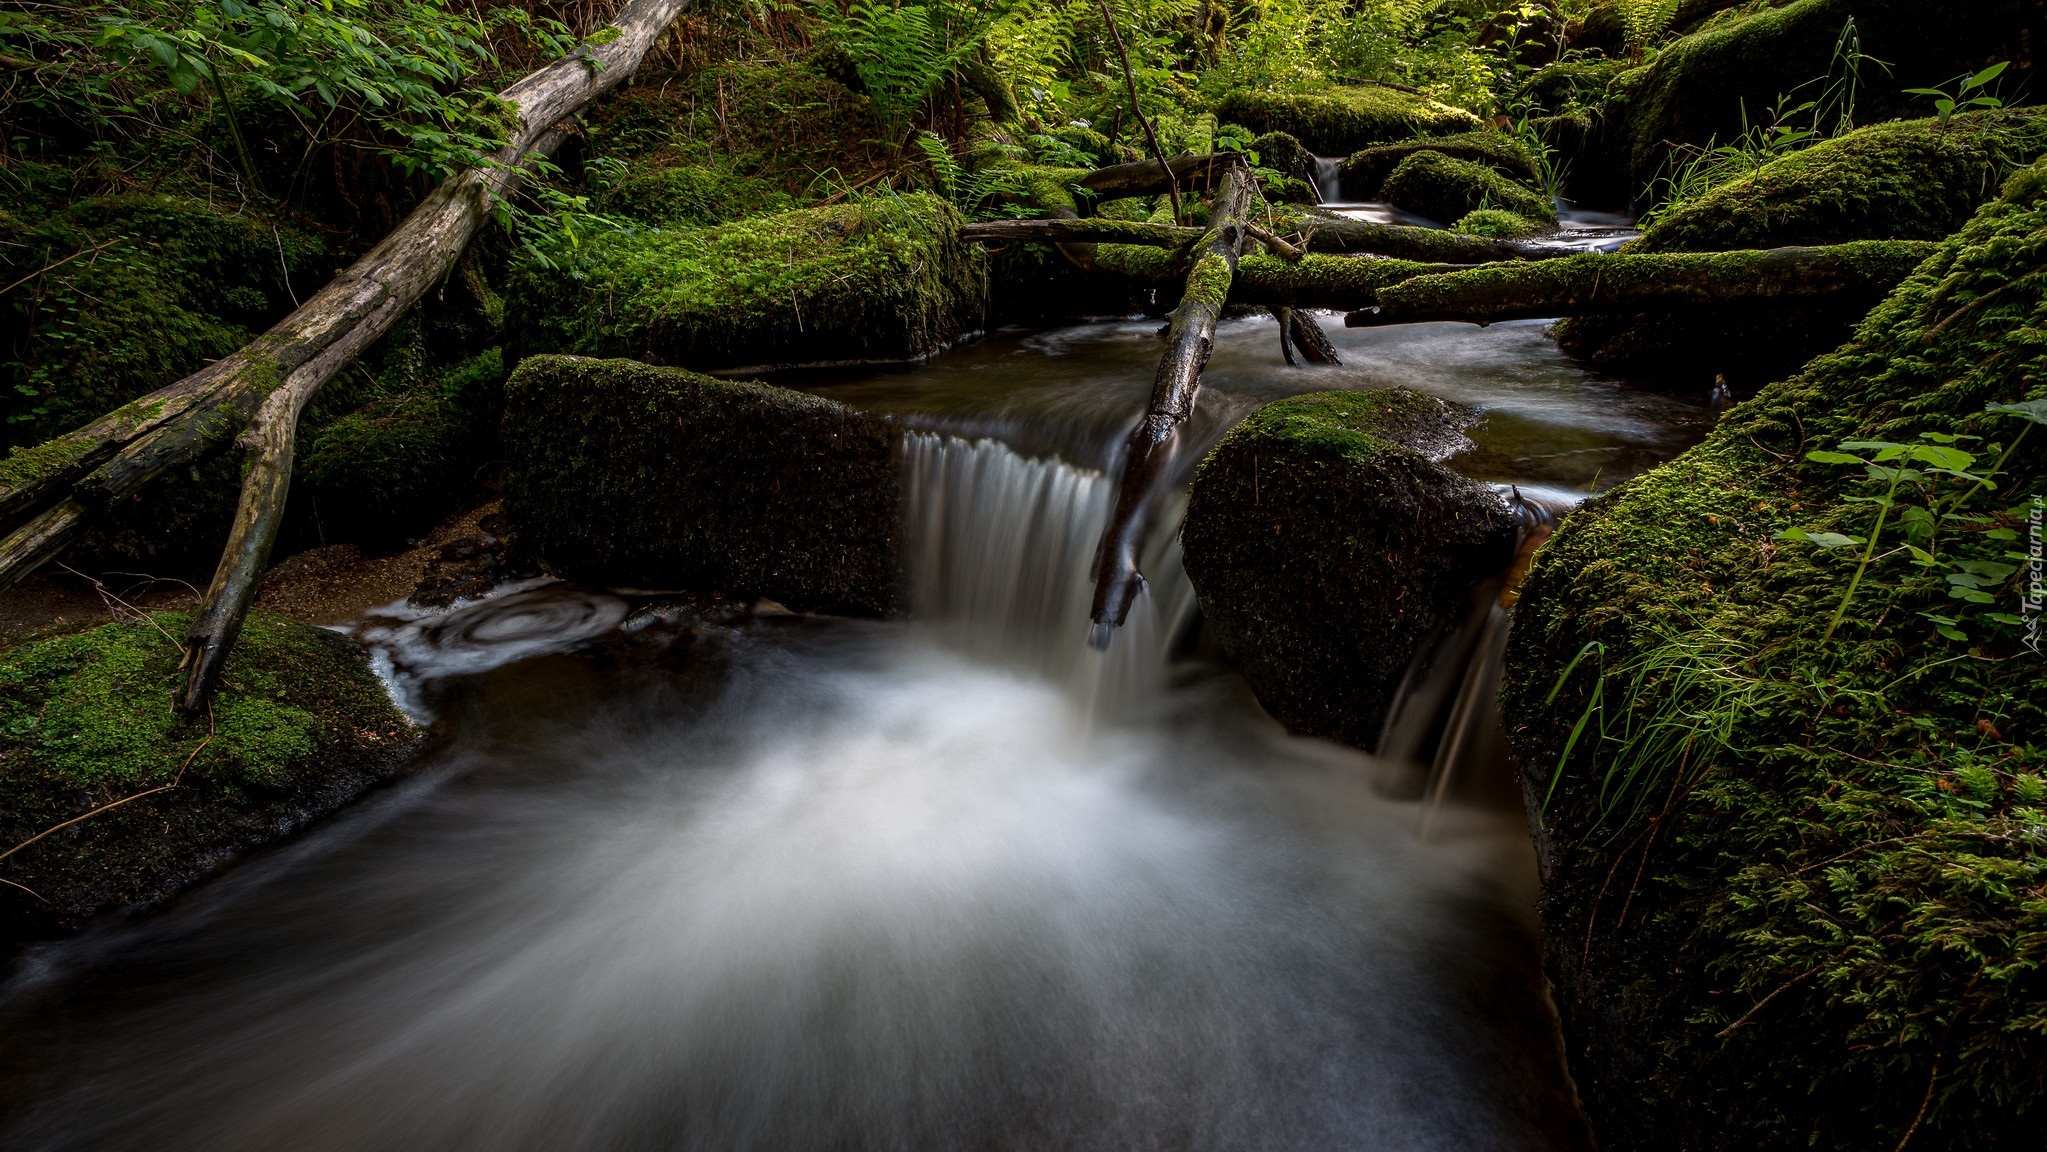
[[1905, 61, 2009, 128]]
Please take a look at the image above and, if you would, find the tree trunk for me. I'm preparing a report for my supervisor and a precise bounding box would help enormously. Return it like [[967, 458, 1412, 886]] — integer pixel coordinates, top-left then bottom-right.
[[0, 0, 694, 711], [1344, 241, 1939, 328], [960, 214, 1572, 264], [1078, 152, 1240, 199], [1088, 163, 1251, 644]]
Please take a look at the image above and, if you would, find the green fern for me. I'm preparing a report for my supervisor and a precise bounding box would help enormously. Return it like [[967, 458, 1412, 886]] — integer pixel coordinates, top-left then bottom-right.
[[1616, 0, 1681, 55]]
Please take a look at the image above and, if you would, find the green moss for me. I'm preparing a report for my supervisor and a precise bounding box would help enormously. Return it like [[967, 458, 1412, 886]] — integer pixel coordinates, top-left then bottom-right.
[[300, 347, 505, 550], [1503, 160, 2047, 1149], [1181, 388, 1515, 747], [511, 193, 982, 371], [0, 611, 413, 936], [1453, 208, 1546, 238], [1341, 130, 1540, 198], [580, 56, 889, 203], [0, 612, 399, 791], [583, 23, 622, 46], [1613, 0, 2045, 186], [1515, 58, 1630, 115], [599, 163, 795, 227], [500, 355, 900, 614], [1637, 110, 2047, 253], [1249, 130, 1316, 186], [0, 434, 93, 492], [0, 195, 324, 448], [1214, 86, 1482, 155], [1380, 150, 1556, 225]]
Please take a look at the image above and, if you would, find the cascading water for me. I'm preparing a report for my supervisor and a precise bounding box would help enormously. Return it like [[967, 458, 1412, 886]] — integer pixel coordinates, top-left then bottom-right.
[[0, 316, 1710, 1152], [1313, 154, 1344, 202]]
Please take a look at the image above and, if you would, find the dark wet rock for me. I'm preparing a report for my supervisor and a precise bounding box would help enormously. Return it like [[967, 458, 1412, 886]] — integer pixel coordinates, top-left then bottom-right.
[[0, 612, 418, 944], [500, 355, 901, 615], [1181, 388, 1517, 750]]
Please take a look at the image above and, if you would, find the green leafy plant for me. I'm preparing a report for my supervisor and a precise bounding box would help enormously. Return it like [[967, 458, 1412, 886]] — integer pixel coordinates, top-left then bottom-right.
[[1904, 61, 2009, 128], [817, 0, 1002, 152], [1615, 0, 1680, 57]]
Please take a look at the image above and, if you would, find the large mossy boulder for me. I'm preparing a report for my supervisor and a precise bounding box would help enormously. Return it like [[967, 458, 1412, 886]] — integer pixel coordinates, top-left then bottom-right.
[[1636, 111, 2047, 253], [1181, 389, 1517, 749], [1215, 86, 1482, 156], [0, 612, 415, 942], [1502, 161, 2047, 1150], [1380, 151, 1556, 226], [511, 193, 983, 373], [1612, 0, 2044, 188], [1339, 130, 1540, 200], [500, 355, 900, 615], [1560, 111, 2044, 385]]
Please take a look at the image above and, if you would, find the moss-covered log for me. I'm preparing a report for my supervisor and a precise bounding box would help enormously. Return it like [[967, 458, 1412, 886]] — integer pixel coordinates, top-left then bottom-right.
[[501, 355, 900, 615], [1076, 152, 1240, 199], [1347, 240, 1937, 327], [974, 212, 1572, 264], [1214, 86, 1483, 155], [0, 612, 416, 942], [1090, 165, 1250, 639], [1181, 389, 1516, 748], [1502, 159, 2047, 1151]]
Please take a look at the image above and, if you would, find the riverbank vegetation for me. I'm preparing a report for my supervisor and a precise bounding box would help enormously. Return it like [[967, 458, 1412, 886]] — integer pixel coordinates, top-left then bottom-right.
[[1, 0, 2043, 1145]]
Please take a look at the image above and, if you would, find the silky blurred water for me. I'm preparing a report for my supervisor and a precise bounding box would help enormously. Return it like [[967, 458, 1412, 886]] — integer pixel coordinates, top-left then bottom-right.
[[0, 313, 1711, 1151]]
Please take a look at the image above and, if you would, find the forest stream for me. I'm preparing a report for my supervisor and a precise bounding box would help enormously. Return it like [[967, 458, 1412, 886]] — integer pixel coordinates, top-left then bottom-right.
[[0, 315, 1711, 1150]]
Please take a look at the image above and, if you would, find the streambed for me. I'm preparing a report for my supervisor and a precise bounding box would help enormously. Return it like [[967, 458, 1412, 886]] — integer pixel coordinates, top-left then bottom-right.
[[0, 316, 1711, 1151]]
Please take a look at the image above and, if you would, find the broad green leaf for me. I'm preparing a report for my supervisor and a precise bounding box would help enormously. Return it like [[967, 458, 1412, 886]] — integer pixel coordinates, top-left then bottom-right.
[[1955, 560, 2018, 579], [1804, 450, 1866, 465], [1966, 61, 2010, 89], [1987, 398, 2047, 425]]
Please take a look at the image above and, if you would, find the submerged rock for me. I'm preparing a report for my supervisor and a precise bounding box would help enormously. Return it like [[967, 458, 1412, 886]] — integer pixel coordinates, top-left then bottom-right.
[[1181, 389, 1516, 749], [1380, 150, 1556, 228], [511, 193, 983, 373], [1214, 86, 1482, 156], [501, 355, 900, 615], [0, 612, 417, 943], [1504, 159, 2047, 1150]]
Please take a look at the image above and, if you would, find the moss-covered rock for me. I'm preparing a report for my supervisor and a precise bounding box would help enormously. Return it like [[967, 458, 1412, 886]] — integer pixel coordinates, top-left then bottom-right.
[[299, 348, 507, 551], [1453, 208, 1548, 238], [1181, 389, 1517, 749], [1503, 161, 2047, 1150], [500, 355, 900, 614], [1340, 130, 1540, 199], [1380, 150, 1557, 226], [1249, 130, 1321, 201], [1560, 111, 2043, 386], [0, 612, 414, 941], [511, 193, 982, 372], [1612, 0, 2045, 187], [1214, 86, 1483, 156], [1636, 110, 2047, 252]]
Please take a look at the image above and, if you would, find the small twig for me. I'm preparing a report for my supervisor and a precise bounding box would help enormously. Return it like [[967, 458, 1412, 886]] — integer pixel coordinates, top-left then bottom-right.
[[0, 703, 212, 867], [1243, 221, 1304, 261], [1714, 962, 1824, 1039], [58, 563, 188, 654], [0, 876, 49, 904], [0, 236, 122, 297], [1096, 0, 1181, 226]]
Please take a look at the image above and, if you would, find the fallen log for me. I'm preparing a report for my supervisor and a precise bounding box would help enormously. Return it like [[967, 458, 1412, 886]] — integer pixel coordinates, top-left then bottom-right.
[[1089, 163, 1251, 644], [1273, 306, 1342, 365], [1078, 153, 1240, 199], [959, 213, 1569, 264], [1344, 240, 1939, 327], [1090, 244, 1460, 310], [0, 0, 695, 712]]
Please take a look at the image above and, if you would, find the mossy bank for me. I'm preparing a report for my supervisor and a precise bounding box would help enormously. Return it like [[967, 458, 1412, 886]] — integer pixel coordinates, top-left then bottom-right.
[[1503, 161, 2047, 1149], [0, 612, 416, 943]]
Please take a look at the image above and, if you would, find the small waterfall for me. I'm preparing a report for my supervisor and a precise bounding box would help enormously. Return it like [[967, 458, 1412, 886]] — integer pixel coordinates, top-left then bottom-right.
[[900, 431, 1198, 716], [1312, 155, 1344, 203]]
